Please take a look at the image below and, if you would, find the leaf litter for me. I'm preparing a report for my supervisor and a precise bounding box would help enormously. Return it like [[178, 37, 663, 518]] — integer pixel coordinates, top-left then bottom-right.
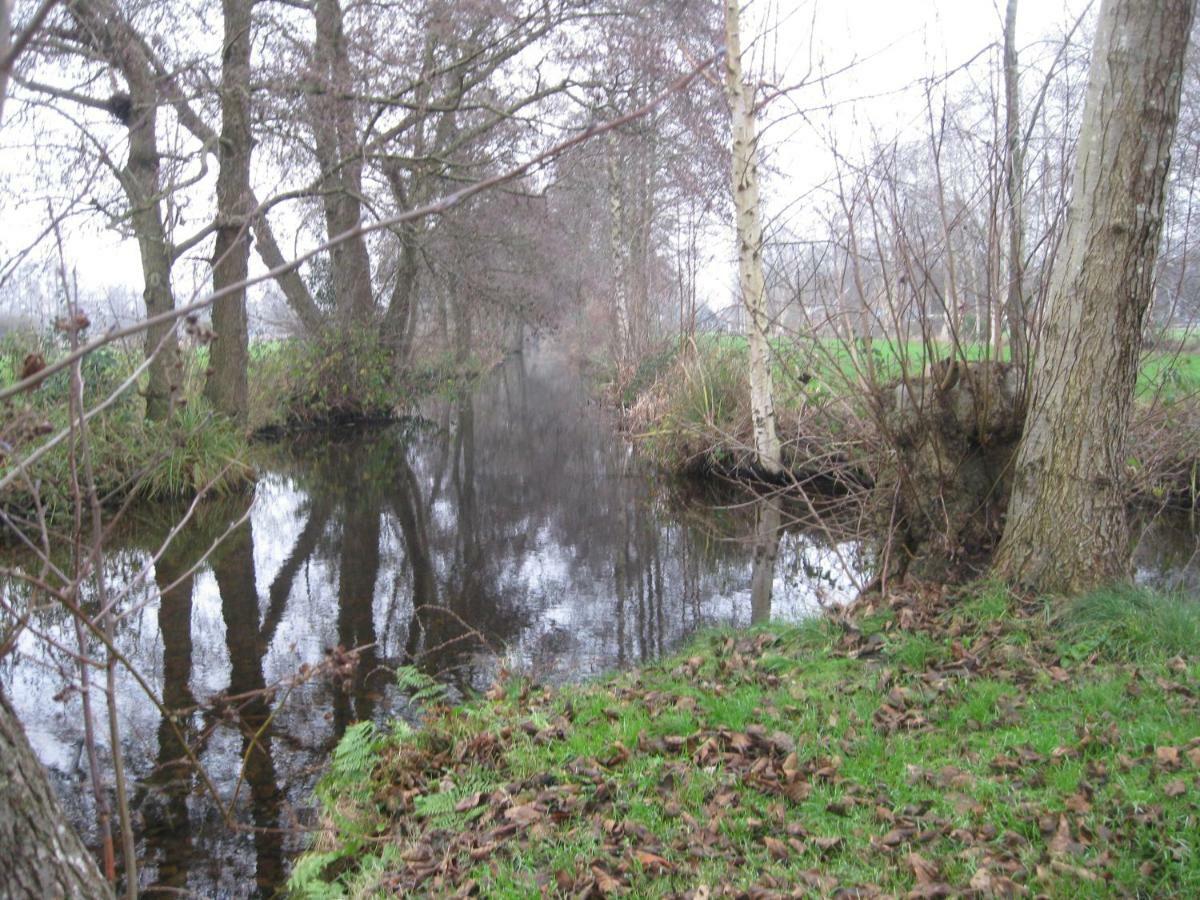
[[305, 584, 1200, 897]]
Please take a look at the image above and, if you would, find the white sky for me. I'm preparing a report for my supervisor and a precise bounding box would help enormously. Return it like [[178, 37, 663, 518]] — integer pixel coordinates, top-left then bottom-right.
[[0, 0, 1094, 320]]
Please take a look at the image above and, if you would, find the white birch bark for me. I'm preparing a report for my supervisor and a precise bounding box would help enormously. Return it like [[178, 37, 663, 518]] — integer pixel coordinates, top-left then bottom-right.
[[724, 0, 782, 474]]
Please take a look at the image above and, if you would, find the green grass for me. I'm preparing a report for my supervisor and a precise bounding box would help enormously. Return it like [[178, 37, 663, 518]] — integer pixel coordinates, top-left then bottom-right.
[[293, 587, 1200, 898], [1059, 583, 1200, 662]]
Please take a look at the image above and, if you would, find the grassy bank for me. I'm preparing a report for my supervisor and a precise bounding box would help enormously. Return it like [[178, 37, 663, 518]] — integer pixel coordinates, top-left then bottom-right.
[[293, 583, 1200, 897], [617, 335, 1200, 501], [0, 330, 488, 531]]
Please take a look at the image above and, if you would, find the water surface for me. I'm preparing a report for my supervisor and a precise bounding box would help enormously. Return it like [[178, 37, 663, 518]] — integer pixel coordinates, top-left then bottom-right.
[[2, 351, 864, 897]]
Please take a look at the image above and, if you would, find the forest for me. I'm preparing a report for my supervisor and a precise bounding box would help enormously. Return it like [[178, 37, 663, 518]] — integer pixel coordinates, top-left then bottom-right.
[[1, 0, 1199, 896]]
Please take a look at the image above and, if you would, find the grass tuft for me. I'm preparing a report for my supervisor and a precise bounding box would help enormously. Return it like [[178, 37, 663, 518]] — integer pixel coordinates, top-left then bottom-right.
[[1059, 583, 1200, 662]]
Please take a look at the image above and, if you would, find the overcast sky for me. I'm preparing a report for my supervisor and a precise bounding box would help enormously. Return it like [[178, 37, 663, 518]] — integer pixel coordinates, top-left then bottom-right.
[[0, 0, 1095, 321]]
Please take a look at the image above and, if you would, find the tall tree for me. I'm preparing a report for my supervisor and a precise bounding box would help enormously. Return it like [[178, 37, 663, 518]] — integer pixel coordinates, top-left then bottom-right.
[[723, 0, 781, 475], [996, 0, 1197, 592], [1002, 0, 1029, 371], [204, 0, 254, 421]]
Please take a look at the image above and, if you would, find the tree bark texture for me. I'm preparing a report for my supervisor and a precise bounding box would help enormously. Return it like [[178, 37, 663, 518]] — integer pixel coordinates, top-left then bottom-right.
[[1003, 0, 1029, 372], [723, 0, 781, 475], [879, 361, 1025, 582], [995, 0, 1196, 592], [0, 687, 114, 899], [607, 133, 633, 368], [310, 0, 375, 325], [67, 0, 180, 421], [204, 0, 253, 421], [0, 0, 13, 125]]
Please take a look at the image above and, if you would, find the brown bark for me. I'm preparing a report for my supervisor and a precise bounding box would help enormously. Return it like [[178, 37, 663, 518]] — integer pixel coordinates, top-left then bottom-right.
[[0, 687, 114, 899], [1002, 0, 1029, 372], [0, 0, 12, 125], [995, 0, 1196, 593], [204, 0, 253, 422], [310, 0, 375, 325], [67, 0, 180, 421]]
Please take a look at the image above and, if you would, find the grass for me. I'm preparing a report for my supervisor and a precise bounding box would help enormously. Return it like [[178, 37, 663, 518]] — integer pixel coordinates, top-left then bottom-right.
[[1059, 583, 1200, 662], [620, 333, 1200, 485], [292, 583, 1200, 898]]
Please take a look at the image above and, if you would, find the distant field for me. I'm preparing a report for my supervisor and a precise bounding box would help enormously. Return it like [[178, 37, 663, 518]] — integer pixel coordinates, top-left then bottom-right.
[[662, 333, 1200, 404]]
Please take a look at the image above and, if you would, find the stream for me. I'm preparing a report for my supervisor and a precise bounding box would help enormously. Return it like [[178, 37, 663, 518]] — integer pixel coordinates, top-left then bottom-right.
[[1, 348, 1195, 898]]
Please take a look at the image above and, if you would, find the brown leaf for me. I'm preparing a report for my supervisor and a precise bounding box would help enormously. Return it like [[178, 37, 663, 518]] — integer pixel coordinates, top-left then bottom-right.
[[455, 792, 484, 812], [908, 851, 938, 885], [1047, 815, 1083, 857], [880, 827, 916, 848], [601, 742, 631, 768], [769, 730, 796, 754], [1163, 779, 1188, 798], [1064, 792, 1092, 814], [762, 836, 789, 861], [633, 850, 673, 873], [591, 866, 624, 895], [814, 835, 844, 855], [969, 867, 1027, 897], [504, 804, 543, 825], [1155, 745, 1181, 769]]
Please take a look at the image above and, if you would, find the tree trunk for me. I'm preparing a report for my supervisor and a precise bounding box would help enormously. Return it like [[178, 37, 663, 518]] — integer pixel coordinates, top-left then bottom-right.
[[67, 0, 180, 421], [204, 0, 253, 422], [0, 0, 12, 125], [995, 0, 1195, 593], [607, 133, 632, 368], [0, 687, 115, 899], [310, 0, 375, 326], [1003, 0, 1029, 372], [723, 0, 781, 475]]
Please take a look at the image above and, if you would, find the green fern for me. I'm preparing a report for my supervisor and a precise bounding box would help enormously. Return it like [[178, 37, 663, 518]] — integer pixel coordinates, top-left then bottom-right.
[[286, 850, 347, 899], [327, 721, 379, 789], [395, 664, 449, 706], [412, 774, 495, 830]]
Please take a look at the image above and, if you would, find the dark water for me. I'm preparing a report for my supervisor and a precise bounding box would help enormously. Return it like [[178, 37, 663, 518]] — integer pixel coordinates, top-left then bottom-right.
[[1, 350, 868, 898]]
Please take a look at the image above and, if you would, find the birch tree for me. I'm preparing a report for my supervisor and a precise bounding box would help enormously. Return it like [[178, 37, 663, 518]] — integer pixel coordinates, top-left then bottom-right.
[[996, 0, 1197, 592], [724, 0, 781, 475]]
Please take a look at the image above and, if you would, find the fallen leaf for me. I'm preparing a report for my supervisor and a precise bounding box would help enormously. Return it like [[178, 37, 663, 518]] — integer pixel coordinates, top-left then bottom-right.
[[504, 804, 543, 825], [763, 836, 789, 861], [1163, 779, 1187, 798], [634, 850, 673, 873], [455, 792, 484, 812]]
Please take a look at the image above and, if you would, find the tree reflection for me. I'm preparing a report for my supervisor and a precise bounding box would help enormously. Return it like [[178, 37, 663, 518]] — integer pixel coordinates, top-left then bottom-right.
[[210, 503, 283, 895]]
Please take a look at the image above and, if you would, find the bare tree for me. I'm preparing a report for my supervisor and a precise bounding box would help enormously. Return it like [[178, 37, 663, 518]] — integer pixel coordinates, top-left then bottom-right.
[[203, 0, 254, 421], [724, 0, 781, 475]]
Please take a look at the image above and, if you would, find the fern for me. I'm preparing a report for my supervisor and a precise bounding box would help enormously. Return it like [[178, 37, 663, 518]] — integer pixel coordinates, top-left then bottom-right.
[[327, 721, 379, 789], [395, 664, 449, 706], [412, 774, 495, 830], [286, 850, 347, 899]]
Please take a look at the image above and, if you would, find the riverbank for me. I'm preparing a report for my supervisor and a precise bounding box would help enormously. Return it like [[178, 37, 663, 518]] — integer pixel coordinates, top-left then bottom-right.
[[610, 335, 1200, 508], [0, 333, 491, 533], [293, 581, 1200, 897]]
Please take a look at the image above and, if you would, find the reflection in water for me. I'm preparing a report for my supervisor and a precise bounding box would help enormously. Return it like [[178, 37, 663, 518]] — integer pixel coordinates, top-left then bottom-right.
[[750, 498, 783, 625], [3, 350, 871, 897]]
